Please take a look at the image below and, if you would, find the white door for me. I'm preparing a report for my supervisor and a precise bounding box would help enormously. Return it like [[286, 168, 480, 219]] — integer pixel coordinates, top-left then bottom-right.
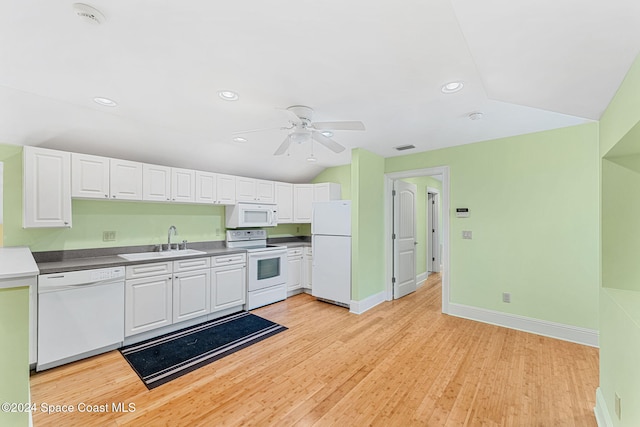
[[71, 153, 110, 199], [216, 174, 236, 204], [393, 180, 417, 299], [293, 184, 314, 223], [195, 171, 216, 204], [142, 163, 171, 202], [171, 168, 195, 203], [275, 182, 293, 223], [428, 192, 441, 273], [211, 264, 246, 311], [125, 275, 173, 336]]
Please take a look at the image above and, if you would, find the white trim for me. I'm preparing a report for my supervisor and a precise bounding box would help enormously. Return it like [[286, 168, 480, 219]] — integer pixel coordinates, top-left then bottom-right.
[[350, 291, 387, 314], [595, 387, 613, 427], [416, 272, 428, 287], [448, 303, 599, 347], [384, 166, 450, 313]]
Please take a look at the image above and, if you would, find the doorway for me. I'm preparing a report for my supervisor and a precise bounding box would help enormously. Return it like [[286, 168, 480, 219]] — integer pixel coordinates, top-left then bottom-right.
[[384, 166, 450, 313], [427, 188, 440, 274]]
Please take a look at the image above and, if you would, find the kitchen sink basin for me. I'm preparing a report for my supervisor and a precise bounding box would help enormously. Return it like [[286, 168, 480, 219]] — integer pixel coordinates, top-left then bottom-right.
[[118, 249, 206, 261]]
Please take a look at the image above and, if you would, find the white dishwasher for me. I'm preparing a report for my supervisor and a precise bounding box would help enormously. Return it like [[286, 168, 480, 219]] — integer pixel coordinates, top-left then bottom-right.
[[37, 266, 125, 371]]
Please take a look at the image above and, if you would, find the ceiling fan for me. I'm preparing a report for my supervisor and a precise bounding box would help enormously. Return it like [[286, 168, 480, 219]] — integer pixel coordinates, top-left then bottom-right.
[[233, 105, 365, 156]]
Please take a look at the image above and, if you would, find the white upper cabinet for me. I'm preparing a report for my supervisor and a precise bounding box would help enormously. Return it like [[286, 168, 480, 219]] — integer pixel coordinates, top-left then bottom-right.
[[195, 171, 216, 204], [71, 153, 110, 199], [110, 159, 143, 200], [314, 182, 341, 202], [256, 179, 275, 202], [236, 177, 275, 203], [171, 168, 195, 203], [275, 182, 293, 223], [143, 163, 171, 202], [216, 174, 236, 205], [293, 184, 314, 223], [71, 154, 144, 201], [23, 146, 72, 228]]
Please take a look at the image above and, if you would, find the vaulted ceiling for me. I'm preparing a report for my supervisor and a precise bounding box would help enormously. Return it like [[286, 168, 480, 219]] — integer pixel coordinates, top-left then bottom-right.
[[1, 1, 639, 182]]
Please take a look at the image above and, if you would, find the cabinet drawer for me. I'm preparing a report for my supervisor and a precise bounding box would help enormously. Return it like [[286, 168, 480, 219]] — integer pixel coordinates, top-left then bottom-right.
[[287, 248, 304, 257], [211, 253, 246, 267], [126, 261, 173, 279], [173, 257, 211, 272]]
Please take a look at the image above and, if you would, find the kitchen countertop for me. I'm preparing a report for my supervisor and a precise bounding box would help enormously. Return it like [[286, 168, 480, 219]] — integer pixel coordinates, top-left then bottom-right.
[[32, 237, 311, 274], [35, 247, 246, 274], [0, 246, 40, 283]]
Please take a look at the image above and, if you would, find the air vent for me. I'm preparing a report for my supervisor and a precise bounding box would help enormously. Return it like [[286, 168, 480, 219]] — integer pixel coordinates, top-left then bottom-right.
[[394, 144, 416, 151]]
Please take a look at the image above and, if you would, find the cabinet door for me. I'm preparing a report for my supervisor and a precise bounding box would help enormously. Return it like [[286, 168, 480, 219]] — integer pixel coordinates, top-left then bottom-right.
[[71, 153, 110, 199], [313, 182, 341, 202], [125, 275, 173, 336], [23, 146, 72, 228], [304, 249, 312, 289], [236, 177, 257, 202], [275, 182, 293, 223], [111, 159, 143, 200], [293, 184, 314, 223], [216, 174, 236, 204], [171, 168, 195, 203], [211, 264, 246, 311], [256, 179, 275, 203], [173, 269, 210, 323], [195, 171, 216, 204], [287, 256, 303, 291], [142, 163, 171, 202]]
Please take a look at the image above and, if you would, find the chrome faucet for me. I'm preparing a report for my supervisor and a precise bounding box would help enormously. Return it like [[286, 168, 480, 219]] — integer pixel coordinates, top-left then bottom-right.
[[168, 225, 178, 248]]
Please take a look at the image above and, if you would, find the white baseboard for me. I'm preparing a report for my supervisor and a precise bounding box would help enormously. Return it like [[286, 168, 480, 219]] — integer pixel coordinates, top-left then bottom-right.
[[594, 388, 613, 427], [448, 303, 599, 347], [350, 291, 387, 314], [416, 272, 428, 287]]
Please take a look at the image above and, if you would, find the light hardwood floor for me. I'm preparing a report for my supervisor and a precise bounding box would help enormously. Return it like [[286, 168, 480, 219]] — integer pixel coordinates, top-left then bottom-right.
[[30, 273, 599, 426]]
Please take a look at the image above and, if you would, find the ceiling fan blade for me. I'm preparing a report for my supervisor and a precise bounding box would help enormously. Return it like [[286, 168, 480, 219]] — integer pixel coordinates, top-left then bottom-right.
[[312, 121, 365, 131], [276, 108, 302, 125], [232, 126, 282, 135], [312, 131, 345, 153], [274, 136, 292, 156]]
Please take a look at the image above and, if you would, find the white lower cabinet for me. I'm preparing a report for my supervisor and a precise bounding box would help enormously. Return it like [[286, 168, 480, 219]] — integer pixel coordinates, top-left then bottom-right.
[[287, 248, 304, 293], [173, 269, 211, 323], [211, 263, 246, 311], [303, 247, 312, 290], [125, 273, 173, 337], [211, 253, 246, 311], [125, 255, 245, 337]]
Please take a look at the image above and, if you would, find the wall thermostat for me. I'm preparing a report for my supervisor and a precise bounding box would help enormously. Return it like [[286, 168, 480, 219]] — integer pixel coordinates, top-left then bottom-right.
[[456, 208, 470, 218]]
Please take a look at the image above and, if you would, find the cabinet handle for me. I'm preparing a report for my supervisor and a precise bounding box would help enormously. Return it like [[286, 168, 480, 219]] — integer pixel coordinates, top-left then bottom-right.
[[112, 195, 116, 198], [104, 194, 108, 198]]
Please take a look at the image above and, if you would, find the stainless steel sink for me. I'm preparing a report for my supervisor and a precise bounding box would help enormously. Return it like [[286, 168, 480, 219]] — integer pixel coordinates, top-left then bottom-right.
[[117, 249, 206, 261]]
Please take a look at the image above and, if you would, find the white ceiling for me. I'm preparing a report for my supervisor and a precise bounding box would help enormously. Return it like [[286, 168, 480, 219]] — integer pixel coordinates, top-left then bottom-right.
[[1, 1, 639, 182]]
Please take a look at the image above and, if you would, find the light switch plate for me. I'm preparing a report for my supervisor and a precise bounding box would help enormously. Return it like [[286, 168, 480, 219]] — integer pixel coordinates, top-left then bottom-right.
[[462, 230, 472, 239]]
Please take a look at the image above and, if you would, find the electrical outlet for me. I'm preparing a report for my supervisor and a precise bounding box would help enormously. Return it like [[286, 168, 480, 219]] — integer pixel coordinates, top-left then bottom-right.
[[462, 230, 472, 239], [502, 292, 511, 303], [296, 226, 300, 233], [102, 231, 116, 242], [615, 392, 621, 419]]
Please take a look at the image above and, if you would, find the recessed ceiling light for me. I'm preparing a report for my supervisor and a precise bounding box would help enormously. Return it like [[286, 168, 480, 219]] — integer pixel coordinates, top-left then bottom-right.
[[468, 112, 484, 121], [218, 90, 239, 101], [233, 136, 247, 143], [320, 131, 333, 138], [93, 97, 117, 107], [441, 81, 464, 94]]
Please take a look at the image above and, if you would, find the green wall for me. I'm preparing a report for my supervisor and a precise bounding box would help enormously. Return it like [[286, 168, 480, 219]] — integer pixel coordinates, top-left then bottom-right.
[[386, 123, 600, 329], [401, 176, 443, 278], [0, 286, 29, 427], [0, 143, 309, 251], [599, 53, 640, 426], [351, 148, 385, 300]]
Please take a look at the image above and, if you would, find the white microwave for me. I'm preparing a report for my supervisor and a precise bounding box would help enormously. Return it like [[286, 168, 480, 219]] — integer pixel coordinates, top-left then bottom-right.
[[225, 203, 278, 228]]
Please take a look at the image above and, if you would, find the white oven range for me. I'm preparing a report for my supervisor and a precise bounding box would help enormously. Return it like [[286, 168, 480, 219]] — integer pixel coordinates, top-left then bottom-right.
[[226, 229, 287, 310]]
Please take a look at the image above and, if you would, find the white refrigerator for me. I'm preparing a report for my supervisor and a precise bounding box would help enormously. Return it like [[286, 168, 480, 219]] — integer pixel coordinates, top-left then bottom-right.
[[312, 200, 351, 307]]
